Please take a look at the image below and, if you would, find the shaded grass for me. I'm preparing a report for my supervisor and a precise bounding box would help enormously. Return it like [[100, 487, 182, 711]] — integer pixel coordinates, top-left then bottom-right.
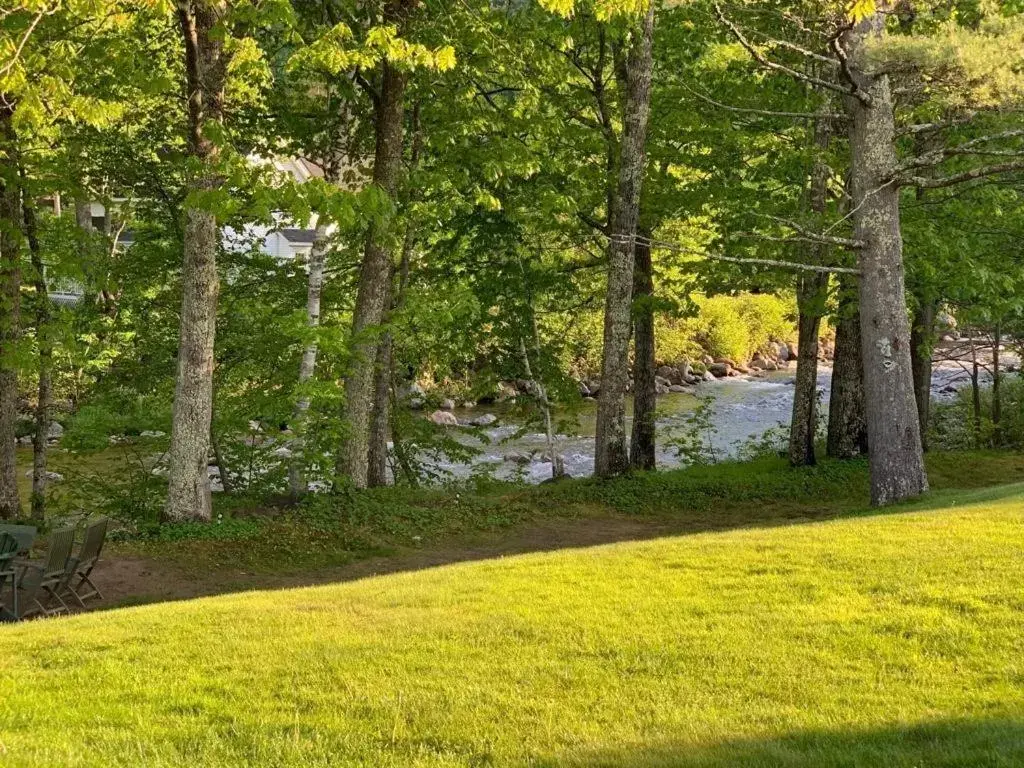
[[0, 482, 1022, 766], [123, 450, 1024, 577]]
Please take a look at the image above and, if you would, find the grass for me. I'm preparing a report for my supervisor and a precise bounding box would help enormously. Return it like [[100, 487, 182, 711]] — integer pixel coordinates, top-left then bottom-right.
[[120, 450, 1024, 577], [1, 476, 1023, 766]]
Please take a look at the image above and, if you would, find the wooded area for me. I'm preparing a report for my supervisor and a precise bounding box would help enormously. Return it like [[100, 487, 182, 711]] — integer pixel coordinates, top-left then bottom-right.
[[2, 0, 1024, 524]]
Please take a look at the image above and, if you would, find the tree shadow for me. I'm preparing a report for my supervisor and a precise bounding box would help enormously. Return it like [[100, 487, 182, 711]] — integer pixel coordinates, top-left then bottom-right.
[[552, 717, 1024, 767]]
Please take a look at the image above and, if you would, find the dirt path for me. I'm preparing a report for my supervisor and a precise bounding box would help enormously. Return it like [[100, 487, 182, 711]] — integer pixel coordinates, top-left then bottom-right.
[[88, 514, 728, 612]]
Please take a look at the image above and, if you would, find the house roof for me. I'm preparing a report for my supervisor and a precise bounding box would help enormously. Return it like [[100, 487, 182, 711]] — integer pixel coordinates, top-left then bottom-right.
[[281, 228, 317, 245]]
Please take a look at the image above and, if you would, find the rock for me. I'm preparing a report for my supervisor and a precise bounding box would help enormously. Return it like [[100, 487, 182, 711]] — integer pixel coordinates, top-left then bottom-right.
[[655, 375, 672, 388], [17, 435, 31, 445], [429, 410, 460, 427], [656, 365, 678, 383], [440, 398, 456, 411], [668, 384, 691, 394], [46, 421, 64, 440], [702, 355, 714, 366], [936, 310, 957, 331], [708, 362, 731, 378], [763, 359, 779, 372], [24, 470, 64, 482], [248, 420, 264, 433], [514, 379, 532, 394], [504, 451, 532, 465], [407, 381, 426, 398], [655, 380, 670, 395], [471, 413, 498, 427], [775, 342, 790, 362], [703, 370, 716, 382], [787, 342, 798, 360], [409, 397, 425, 410], [272, 445, 293, 458], [578, 381, 591, 397], [586, 379, 601, 396], [462, 401, 476, 409], [749, 357, 766, 371], [140, 430, 166, 438], [496, 381, 518, 402]]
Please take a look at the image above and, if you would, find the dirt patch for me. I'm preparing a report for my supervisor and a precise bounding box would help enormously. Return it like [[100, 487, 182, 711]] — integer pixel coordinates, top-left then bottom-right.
[[86, 514, 698, 612]]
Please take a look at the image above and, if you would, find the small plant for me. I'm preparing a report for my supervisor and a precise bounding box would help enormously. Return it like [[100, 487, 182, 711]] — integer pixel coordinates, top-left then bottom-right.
[[666, 394, 719, 465]]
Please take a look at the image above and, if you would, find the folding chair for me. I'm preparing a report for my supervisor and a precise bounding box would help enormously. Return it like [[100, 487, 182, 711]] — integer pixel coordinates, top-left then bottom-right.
[[63, 517, 109, 606], [17, 526, 76, 618], [0, 533, 20, 621]]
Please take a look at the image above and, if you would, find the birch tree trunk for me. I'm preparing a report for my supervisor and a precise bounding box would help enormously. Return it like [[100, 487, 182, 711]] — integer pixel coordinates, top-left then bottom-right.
[[594, 4, 655, 478], [337, 51, 408, 489], [0, 102, 21, 519], [164, 0, 228, 523], [22, 191, 50, 522], [288, 224, 329, 499], [827, 279, 869, 459], [843, 12, 928, 505], [629, 230, 656, 471]]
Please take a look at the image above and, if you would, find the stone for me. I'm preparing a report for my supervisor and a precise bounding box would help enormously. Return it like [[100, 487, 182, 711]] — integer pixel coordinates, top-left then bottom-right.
[[578, 381, 591, 397], [668, 384, 691, 394], [272, 445, 293, 458], [708, 362, 731, 378], [787, 342, 798, 360], [749, 357, 766, 370], [655, 381, 670, 395], [440, 398, 456, 411], [409, 397, 425, 410], [763, 359, 779, 372], [775, 342, 790, 362], [429, 410, 460, 427], [17, 435, 31, 445], [24, 470, 64, 482], [586, 379, 601, 396], [46, 421, 64, 439], [656, 365, 678, 383], [504, 451, 532, 465], [703, 370, 716, 382], [140, 430, 166, 438], [462, 401, 476, 409], [471, 413, 498, 427], [496, 381, 518, 401], [702, 355, 714, 366]]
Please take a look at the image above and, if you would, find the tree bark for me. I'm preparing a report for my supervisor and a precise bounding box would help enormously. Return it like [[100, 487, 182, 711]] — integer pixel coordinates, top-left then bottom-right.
[[992, 323, 1002, 444], [909, 298, 936, 451], [594, 4, 655, 478], [629, 230, 656, 471], [788, 273, 828, 466], [827, 277, 869, 459], [164, 0, 228, 523], [22, 189, 50, 522], [366, 327, 392, 488], [0, 102, 21, 520], [843, 13, 928, 505], [788, 105, 832, 467], [288, 224, 329, 499], [337, 49, 408, 489]]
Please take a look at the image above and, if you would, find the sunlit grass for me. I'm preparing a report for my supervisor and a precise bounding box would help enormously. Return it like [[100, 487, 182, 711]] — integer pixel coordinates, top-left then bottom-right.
[[1, 483, 1022, 766]]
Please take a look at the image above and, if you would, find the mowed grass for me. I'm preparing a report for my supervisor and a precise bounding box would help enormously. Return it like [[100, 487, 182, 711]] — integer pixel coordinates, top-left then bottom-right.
[[2, 484, 1024, 767]]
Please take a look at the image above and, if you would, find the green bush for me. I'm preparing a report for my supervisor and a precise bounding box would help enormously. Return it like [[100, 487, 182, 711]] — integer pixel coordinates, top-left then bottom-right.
[[931, 374, 1024, 450]]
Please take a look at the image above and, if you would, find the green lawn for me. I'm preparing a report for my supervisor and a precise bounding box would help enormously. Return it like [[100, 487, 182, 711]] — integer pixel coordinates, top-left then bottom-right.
[[2, 481, 1023, 766]]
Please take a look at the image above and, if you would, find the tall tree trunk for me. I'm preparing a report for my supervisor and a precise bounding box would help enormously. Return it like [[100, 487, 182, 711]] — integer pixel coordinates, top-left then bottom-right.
[[788, 273, 828, 466], [629, 229, 656, 471], [992, 323, 1002, 444], [0, 102, 21, 520], [288, 224, 329, 499], [22, 188, 50, 522], [788, 105, 832, 467], [909, 298, 936, 451], [843, 13, 928, 505], [366, 327, 392, 487], [594, 4, 655, 478], [337, 49, 408, 489], [164, 0, 228, 523], [827, 277, 869, 459]]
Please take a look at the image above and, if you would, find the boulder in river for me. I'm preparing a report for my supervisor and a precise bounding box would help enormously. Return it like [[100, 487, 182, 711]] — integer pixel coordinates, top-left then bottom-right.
[[471, 413, 498, 427], [708, 362, 732, 378], [669, 385, 692, 394], [429, 410, 460, 427], [440, 398, 456, 411], [504, 451, 532, 465]]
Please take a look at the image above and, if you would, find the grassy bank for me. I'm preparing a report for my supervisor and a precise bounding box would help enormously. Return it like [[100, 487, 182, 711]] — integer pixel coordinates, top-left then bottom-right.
[[1, 477, 1022, 766], [120, 450, 1024, 577]]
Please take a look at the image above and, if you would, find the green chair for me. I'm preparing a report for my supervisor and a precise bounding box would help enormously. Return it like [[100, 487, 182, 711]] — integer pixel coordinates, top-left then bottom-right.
[[16, 526, 76, 618], [63, 517, 109, 607], [0, 524, 36, 554], [0, 532, 20, 621]]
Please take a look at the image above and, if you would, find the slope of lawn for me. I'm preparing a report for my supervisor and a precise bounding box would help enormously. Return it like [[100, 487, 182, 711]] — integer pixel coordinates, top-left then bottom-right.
[[2, 483, 1024, 767]]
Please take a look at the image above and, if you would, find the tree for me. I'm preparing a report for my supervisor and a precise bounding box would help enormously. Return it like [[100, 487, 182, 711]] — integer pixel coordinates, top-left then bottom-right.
[[594, 2, 654, 477], [164, 0, 231, 522]]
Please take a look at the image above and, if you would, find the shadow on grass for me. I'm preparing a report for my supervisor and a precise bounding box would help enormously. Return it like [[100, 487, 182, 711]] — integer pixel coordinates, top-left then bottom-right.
[[80, 456, 1024, 614], [553, 717, 1024, 767]]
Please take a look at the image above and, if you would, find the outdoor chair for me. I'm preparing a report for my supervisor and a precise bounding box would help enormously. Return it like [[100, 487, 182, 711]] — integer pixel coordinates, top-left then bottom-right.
[[16, 526, 76, 618], [0, 523, 37, 554], [0, 533, 20, 622], [63, 517, 109, 607]]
